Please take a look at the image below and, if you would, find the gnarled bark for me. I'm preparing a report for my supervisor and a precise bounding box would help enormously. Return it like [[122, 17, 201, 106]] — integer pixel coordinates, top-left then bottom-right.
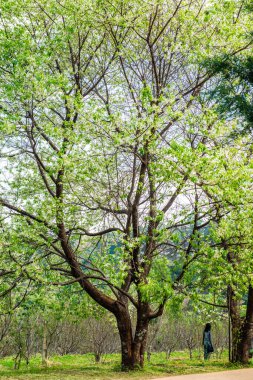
[[228, 285, 253, 364], [115, 303, 150, 370]]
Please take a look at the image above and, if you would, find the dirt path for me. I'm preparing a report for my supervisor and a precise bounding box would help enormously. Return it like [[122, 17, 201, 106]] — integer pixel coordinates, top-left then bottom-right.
[[152, 368, 253, 380]]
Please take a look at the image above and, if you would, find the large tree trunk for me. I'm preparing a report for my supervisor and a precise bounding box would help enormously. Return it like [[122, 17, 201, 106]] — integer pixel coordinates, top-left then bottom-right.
[[234, 285, 253, 363], [132, 312, 149, 368], [117, 310, 133, 370], [116, 305, 149, 370], [228, 285, 253, 364]]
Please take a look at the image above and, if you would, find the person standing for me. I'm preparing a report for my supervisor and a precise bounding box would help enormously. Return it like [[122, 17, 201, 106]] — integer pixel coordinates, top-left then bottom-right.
[[203, 323, 214, 360]]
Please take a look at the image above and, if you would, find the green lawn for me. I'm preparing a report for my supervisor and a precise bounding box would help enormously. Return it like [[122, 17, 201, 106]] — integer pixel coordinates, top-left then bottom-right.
[[0, 352, 252, 380]]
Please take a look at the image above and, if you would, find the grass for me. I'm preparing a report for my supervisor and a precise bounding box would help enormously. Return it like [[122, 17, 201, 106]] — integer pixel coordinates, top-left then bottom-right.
[[0, 351, 252, 380]]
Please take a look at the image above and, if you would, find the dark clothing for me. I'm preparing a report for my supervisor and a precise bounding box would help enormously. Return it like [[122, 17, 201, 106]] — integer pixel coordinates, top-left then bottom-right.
[[203, 330, 213, 360]]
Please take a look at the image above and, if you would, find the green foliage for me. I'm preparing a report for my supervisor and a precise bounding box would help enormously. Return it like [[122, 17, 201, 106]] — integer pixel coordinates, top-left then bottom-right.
[[0, 1, 252, 368], [203, 55, 253, 132]]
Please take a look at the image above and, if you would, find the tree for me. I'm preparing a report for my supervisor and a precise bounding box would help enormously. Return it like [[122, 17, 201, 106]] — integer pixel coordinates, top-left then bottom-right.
[[0, 0, 250, 370], [185, 140, 253, 364], [196, 11, 253, 360]]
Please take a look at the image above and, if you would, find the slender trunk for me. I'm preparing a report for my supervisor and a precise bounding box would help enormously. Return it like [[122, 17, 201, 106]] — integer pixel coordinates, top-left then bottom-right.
[[147, 349, 151, 362], [166, 348, 172, 360], [42, 322, 48, 366], [14, 351, 21, 370], [94, 352, 101, 363]]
